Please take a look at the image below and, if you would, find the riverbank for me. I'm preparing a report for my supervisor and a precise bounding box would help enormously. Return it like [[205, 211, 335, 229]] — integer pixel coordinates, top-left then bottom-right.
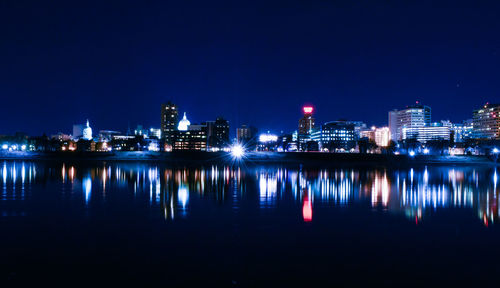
[[0, 151, 496, 166]]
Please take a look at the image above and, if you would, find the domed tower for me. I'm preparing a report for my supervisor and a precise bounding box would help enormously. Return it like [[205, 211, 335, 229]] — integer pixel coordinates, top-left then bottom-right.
[[82, 120, 93, 140], [177, 112, 190, 131]]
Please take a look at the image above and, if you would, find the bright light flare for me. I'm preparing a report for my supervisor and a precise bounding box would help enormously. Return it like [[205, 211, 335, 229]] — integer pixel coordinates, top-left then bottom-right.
[[493, 148, 499, 154], [409, 151, 416, 157], [423, 148, 429, 154], [231, 144, 244, 159]]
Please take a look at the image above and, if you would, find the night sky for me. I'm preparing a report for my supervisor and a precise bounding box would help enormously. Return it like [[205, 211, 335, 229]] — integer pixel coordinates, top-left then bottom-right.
[[1, 0, 499, 136]]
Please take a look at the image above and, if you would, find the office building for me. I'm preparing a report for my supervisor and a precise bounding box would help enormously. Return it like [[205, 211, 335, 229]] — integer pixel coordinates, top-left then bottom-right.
[[161, 102, 179, 147], [472, 103, 500, 140], [298, 106, 315, 150], [318, 121, 356, 151], [389, 103, 431, 141], [402, 122, 450, 143], [298, 106, 315, 135], [207, 117, 229, 150], [173, 124, 207, 151], [451, 120, 473, 143]]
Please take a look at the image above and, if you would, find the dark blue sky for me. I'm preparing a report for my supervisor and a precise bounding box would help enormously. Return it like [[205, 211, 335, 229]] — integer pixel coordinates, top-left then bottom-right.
[[1, 0, 499, 136]]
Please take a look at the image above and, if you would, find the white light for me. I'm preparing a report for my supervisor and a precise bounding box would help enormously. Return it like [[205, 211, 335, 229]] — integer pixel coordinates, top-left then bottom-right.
[[259, 134, 278, 143], [21, 145, 26, 151], [423, 148, 429, 154], [231, 144, 244, 158], [1, 144, 7, 150], [409, 151, 415, 157], [493, 148, 499, 154]]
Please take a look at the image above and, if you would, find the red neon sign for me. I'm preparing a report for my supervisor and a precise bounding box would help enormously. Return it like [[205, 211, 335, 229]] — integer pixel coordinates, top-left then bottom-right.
[[303, 106, 313, 114]]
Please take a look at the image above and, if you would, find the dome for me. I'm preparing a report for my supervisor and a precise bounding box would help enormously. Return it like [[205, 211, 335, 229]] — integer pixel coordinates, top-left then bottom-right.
[[178, 112, 190, 131], [82, 120, 93, 140]]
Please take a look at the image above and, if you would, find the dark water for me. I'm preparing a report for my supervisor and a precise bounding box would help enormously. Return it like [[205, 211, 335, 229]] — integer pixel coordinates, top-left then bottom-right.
[[0, 161, 499, 286]]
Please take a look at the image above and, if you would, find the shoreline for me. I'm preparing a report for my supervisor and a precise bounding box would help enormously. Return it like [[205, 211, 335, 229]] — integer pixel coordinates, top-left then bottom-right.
[[0, 151, 497, 167]]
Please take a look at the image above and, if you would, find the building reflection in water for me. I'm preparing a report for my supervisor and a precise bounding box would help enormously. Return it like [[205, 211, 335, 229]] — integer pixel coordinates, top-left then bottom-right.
[[0, 161, 498, 226]]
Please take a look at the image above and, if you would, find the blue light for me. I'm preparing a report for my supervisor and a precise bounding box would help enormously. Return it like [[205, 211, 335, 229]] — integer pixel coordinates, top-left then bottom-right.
[[409, 151, 416, 157], [423, 148, 429, 154], [493, 148, 499, 154], [1, 144, 7, 150]]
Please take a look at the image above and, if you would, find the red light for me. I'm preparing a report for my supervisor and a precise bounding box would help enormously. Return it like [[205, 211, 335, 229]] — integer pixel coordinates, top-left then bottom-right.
[[303, 106, 313, 114]]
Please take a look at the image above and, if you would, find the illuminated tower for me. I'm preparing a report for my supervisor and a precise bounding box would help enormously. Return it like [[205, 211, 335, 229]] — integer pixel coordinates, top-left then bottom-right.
[[161, 102, 179, 147], [298, 106, 315, 135]]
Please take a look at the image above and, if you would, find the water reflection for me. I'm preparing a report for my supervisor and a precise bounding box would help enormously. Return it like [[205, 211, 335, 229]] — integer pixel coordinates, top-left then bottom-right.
[[0, 161, 498, 226]]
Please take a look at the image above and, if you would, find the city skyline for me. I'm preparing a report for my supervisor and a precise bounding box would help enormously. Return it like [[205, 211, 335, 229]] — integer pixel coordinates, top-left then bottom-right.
[[1, 1, 500, 135]]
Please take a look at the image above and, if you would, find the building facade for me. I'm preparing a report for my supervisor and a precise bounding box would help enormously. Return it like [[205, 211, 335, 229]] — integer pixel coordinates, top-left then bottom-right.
[[317, 121, 356, 151], [389, 103, 431, 141], [161, 102, 179, 148], [472, 103, 500, 140], [402, 122, 450, 143], [206, 117, 229, 150], [298, 106, 315, 151]]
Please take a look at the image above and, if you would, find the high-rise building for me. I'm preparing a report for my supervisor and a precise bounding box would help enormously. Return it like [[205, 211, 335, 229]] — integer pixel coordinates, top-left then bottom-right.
[[237, 125, 256, 142], [472, 103, 500, 140], [388, 110, 398, 141], [236, 124, 257, 150], [298, 106, 315, 151], [206, 117, 229, 150], [298, 106, 315, 135], [161, 102, 179, 147], [389, 103, 431, 141]]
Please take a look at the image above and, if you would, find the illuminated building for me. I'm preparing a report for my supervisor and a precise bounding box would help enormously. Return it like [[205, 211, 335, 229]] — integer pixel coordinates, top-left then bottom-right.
[[402, 122, 450, 143], [98, 130, 121, 142], [350, 121, 367, 140], [173, 124, 207, 151], [361, 126, 390, 147], [298, 106, 315, 151], [374, 127, 390, 147], [388, 110, 398, 141], [451, 119, 473, 143], [160, 102, 179, 147], [257, 132, 278, 151], [389, 103, 431, 141], [298, 106, 315, 134], [177, 112, 190, 131], [149, 128, 161, 139], [82, 120, 93, 140], [134, 125, 148, 136], [51, 132, 72, 141], [206, 117, 230, 150], [472, 103, 500, 140], [318, 121, 356, 151], [237, 124, 258, 149]]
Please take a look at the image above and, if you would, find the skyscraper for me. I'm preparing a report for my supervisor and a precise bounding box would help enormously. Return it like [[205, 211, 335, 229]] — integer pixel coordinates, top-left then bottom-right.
[[298, 106, 315, 151], [389, 103, 431, 141], [472, 103, 500, 140], [161, 102, 178, 149], [298, 106, 315, 135]]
